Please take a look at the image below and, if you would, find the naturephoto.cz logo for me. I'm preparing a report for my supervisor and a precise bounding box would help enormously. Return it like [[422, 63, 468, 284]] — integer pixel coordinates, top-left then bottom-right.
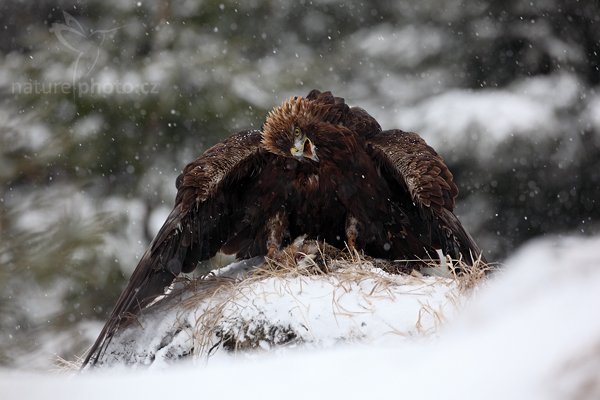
[[12, 78, 160, 96], [12, 11, 159, 96]]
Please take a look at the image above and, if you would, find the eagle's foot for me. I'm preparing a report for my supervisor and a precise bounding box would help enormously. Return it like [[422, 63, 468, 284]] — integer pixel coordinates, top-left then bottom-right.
[[345, 234, 355, 249], [265, 211, 288, 261], [345, 215, 361, 258], [266, 244, 280, 259]]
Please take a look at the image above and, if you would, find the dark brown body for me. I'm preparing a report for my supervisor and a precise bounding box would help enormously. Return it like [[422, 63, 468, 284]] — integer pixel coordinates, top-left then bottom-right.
[[224, 126, 401, 259], [224, 127, 473, 263], [81, 90, 485, 368]]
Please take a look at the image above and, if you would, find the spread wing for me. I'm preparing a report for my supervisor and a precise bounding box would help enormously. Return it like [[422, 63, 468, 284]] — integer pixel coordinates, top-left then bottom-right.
[[367, 129, 485, 264], [82, 129, 265, 368]]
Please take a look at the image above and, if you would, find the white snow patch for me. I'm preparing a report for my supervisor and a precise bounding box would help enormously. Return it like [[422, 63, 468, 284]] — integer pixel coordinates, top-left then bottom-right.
[[72, 113, 104, 139], [148, 206, 171, 238], [95, 262, 463, 367], [231, 75, 272, 108], [3, 235, 600, 400], [397, 89, 555, 152], [357, 24, 444, 68], [583, 93, 600, 133], [393, 73, 583, 157], [511, 73, 581, 110]]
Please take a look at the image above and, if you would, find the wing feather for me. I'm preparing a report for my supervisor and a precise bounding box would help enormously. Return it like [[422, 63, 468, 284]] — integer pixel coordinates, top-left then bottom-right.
[[81, 129, 264, 368], [367, 129, 484, 264], [367, 129, 457, 212]]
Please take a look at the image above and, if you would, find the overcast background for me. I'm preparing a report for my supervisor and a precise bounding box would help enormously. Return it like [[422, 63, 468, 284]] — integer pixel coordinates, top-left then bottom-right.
[[0, 0, 598, 369]]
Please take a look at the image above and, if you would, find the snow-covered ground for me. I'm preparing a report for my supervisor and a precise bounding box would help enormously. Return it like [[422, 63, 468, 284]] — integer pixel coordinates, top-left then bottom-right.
[[94, 251, 469, 367], [2, 235, 600, 399]]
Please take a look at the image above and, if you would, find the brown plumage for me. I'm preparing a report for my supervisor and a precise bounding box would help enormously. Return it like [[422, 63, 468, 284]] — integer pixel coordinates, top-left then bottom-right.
[[81, 90, 485, 368]]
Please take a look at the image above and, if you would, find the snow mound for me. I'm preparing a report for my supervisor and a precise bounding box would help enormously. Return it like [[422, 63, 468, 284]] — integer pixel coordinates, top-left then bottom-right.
[[3, 235, 600, 400], [96, 247, 478, 367]]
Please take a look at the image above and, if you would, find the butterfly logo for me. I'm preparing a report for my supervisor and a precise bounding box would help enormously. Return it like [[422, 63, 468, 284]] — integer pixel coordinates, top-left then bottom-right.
[[51, 11, 121, 83]]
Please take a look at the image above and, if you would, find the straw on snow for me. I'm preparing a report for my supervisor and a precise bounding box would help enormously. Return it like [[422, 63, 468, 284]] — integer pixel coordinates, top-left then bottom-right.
[[80, 239, 489, 368]]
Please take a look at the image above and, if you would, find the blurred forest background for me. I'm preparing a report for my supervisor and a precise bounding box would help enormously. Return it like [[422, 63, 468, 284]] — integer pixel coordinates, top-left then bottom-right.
[[1, 0, 599, 369]]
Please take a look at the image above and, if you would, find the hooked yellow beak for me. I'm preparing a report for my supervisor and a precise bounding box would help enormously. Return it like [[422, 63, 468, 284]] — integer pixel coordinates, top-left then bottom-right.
[[290, 136, 319, 162]]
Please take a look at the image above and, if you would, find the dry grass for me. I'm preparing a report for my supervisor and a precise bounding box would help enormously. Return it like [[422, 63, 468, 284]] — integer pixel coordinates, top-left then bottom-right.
[[80, 239, 491, 366], [53, 355, 81, 372], [164, 239, 491, 359]]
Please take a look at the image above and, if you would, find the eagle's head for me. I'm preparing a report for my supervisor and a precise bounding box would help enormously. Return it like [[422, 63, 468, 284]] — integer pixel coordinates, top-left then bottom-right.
[[261, 96, 326, 162]]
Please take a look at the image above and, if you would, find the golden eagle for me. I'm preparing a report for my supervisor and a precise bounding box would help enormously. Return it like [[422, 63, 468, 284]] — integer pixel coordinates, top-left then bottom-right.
[[82, 90, 484, 367]]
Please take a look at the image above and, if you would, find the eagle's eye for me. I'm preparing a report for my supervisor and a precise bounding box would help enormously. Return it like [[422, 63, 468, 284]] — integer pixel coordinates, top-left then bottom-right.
[[290, 127, 319, 162]]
